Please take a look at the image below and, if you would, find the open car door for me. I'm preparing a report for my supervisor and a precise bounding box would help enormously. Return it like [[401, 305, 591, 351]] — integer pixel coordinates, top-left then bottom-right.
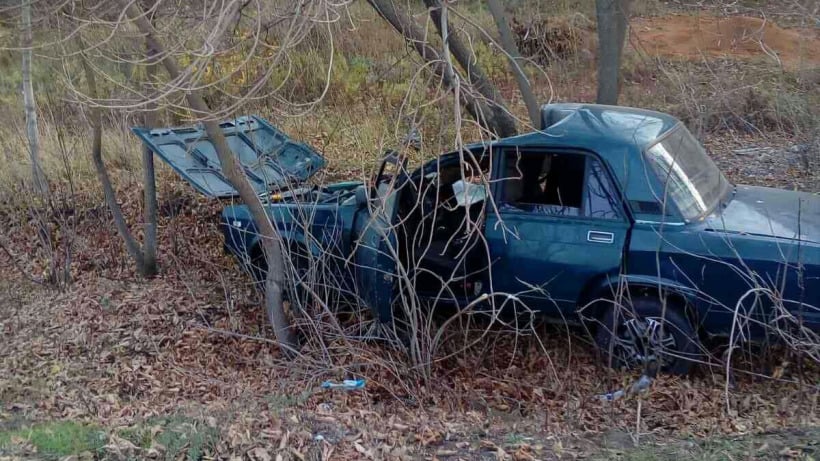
[[352, 151, 406, 322], [132, 115, 325, 198]]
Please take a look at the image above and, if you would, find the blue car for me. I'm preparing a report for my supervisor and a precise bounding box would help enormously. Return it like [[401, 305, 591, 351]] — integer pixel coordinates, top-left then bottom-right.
[[133, 104, 819, 374]]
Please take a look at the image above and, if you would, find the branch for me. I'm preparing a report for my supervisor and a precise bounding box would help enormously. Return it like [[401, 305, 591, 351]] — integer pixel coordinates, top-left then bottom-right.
[[425, 0, 518, 136], [367, 0, 505, 137], [79, 39, 147, 274], [486, 0, 541, 128]]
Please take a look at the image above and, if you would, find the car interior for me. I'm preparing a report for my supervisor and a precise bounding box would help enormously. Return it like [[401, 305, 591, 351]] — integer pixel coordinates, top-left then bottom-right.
[[501, 150, 586, 216], [397, 151, 490, 295]]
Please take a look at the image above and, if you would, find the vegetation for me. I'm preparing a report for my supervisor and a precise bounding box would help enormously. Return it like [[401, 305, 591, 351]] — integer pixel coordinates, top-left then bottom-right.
[[0, 0, 818, 459]]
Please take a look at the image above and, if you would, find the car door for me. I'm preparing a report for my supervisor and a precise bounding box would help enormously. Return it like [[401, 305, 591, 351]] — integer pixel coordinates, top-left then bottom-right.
[[352, 152, 408, 323], [484, 147, 630, 317]]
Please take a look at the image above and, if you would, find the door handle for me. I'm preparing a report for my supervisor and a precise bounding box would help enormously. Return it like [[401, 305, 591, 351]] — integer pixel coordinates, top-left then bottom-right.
[[587, 230, 614, 244]]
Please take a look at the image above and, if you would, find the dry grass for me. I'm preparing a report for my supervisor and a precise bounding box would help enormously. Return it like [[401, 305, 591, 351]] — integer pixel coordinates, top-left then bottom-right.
[[0, 3, 819, 459]]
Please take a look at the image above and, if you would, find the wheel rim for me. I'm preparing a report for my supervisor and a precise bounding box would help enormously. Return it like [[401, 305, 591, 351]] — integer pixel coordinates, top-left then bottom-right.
[[612, 316, 677, 368]]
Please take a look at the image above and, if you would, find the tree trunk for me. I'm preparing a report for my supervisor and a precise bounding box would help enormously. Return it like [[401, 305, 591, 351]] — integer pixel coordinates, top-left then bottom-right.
[[368, 0, 511, 138], [21, 0, 47, 196], [141, 39, 159, 277], [423, 0, 517, 137], [80, 53, 147, 274], [486, 0, 541, 129], [595, 0, 632, 105], [126, 3, 297, 352]]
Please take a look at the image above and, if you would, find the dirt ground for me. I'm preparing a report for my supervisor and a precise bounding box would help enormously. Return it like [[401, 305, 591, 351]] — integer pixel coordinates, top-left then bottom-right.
[[632, 15, 820, 69]]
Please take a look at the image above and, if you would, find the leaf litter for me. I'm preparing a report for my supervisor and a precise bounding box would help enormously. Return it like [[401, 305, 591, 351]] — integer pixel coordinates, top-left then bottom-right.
[[0, 136, 818, 460]]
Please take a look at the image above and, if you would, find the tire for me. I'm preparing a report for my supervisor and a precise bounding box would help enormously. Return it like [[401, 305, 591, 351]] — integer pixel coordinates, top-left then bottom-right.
[[595, 296, 700, 375]]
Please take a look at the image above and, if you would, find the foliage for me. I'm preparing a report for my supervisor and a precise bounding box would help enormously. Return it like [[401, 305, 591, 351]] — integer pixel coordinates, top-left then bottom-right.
[[0, 421, 108, 458]]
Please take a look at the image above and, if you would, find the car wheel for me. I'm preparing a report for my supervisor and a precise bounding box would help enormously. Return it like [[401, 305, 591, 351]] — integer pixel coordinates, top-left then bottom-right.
[[595, 296, 700, 375]]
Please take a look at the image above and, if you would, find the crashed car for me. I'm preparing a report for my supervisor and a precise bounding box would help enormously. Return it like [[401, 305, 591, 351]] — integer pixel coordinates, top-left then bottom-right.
[[133, 104, 820, 374]]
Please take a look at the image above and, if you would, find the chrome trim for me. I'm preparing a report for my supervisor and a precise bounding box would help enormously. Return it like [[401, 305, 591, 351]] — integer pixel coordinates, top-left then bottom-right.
[[634, 219, 686, 226], [587, 230, 615, 244]]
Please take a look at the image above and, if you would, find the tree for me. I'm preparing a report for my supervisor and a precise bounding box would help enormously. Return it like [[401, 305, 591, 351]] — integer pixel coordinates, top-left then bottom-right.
[[368, 0, 517, 138], [124, 2, 297, 352], [486, 0, 540, 128], [75, 37, 159, 278], [595, 0, 632, 105], [79, 44, 148, 277], [21, 0, 47, 196], [141, 36, 159, 277]]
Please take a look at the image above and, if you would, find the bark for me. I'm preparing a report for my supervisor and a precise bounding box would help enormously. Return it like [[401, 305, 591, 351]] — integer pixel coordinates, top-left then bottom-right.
[[595, 0, 632, 105], [80, 53, 147, 273], [423, 0, 517, 137], [367, 0, 511, 138], [486, 0, 541, 128], [126, 3, 297, 352], [141, 39, 159, 277], [21, 0, 47, 196]]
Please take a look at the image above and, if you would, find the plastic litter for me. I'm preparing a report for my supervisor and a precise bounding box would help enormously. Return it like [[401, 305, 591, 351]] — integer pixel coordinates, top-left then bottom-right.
[[598, 375, 653, 402], [321, 378, 365, 390]]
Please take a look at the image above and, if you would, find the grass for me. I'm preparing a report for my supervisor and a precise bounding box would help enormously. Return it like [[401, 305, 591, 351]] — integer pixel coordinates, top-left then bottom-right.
[[117, 415, 221, 461], [0, 417, 222, 460], [0, 420, 108, 459]]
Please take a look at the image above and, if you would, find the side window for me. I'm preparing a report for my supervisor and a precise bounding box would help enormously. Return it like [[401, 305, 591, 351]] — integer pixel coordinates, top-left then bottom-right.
[[501, 149, 585, 217], [500, 150, 622, 220], [584, 158, 621, 220]]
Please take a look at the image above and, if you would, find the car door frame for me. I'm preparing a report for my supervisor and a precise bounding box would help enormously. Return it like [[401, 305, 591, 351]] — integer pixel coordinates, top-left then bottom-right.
[[484, 144, 634, 316]]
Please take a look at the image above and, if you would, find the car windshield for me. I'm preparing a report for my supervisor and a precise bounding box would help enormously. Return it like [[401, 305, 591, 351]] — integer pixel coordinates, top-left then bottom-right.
[[645, 125, 731, 221]]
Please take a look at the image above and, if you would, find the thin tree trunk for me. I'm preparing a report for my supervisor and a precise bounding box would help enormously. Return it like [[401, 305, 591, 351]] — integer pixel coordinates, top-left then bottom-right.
[[368, 0, 508, 138], [21, 0, 47, 196], [141, 40, 159, 277], [423, 0, 517, 137], [126, 3, 297, 352], [595, 0, 632, 105], [486, 0, 541, 128], [80, 53, 147, 273]]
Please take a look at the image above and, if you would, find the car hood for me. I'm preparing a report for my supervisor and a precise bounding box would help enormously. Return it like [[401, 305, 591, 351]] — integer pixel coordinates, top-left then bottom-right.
[[704, 185, 820, 244], [132, 115, 325, 198]]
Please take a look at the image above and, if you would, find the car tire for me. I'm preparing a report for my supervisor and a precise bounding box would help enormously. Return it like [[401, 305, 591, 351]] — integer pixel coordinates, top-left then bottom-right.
[[595, 296, 700, 375]]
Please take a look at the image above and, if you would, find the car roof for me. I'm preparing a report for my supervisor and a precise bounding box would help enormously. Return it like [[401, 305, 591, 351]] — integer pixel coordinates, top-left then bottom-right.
[[496, 103, 680, 151], [487, 104, 682, 218]]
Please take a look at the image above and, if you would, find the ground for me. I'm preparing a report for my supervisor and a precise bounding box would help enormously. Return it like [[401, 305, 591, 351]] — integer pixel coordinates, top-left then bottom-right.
[[2, 2, 820, 461]]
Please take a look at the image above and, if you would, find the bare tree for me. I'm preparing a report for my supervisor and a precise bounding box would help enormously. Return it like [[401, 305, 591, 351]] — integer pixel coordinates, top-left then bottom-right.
[[76, 34, 158, 278], [423, 0, 518, 136], [141, 39, 159, 277], [21, 0, 47, 196], [124, 2, 297, 352], [486, 0, 540, 128], [80, 46, 148, 276], [368, 0, 516, 138], [595, 0, 632, 105]]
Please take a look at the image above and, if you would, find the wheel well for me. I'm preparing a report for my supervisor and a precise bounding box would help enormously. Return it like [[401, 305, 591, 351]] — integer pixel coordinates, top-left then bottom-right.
[[581, 283, 698, 331]]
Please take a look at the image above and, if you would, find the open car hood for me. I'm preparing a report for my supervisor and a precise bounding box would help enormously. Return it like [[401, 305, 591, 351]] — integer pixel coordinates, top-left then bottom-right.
[[132, 116, 325, 198]]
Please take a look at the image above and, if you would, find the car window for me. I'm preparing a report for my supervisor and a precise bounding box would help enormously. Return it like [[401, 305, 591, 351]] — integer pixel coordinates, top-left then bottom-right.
[[584, 158, 621, 220], [501, 150, 622, 220], [501, 150, 585, 217]]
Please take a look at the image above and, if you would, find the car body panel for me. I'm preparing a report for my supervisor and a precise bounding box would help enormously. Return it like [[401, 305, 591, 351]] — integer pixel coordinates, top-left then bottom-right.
[[705, 185, 820, 244], [133, 115, 325, 198]]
